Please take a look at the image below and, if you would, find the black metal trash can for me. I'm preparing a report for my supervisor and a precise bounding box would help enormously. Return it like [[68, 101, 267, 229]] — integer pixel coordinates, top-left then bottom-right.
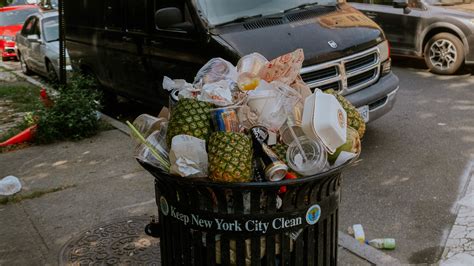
[[141, 161, 350, 266]]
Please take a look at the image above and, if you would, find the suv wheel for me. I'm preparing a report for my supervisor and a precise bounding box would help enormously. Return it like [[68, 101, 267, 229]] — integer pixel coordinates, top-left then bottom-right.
[[19, 54, 32, 75], [424, 33, 464, 75]]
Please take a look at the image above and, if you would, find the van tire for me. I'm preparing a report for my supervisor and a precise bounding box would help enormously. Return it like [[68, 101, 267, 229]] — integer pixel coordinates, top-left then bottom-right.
[[424, 33, 464, 75]]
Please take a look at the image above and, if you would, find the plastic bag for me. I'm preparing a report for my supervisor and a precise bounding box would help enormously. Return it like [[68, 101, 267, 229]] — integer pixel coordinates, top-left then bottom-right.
[[197, 80, 236, 106], [169, 135, 208, 178], [162, 76, 198, 100], [246, 81, 302, 131], [0, 175, 22, 196], [194, 58, 238, 89]]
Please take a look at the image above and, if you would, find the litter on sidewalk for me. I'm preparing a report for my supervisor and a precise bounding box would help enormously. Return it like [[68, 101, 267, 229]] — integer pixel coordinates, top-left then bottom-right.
[[0, 175, 22, 196]]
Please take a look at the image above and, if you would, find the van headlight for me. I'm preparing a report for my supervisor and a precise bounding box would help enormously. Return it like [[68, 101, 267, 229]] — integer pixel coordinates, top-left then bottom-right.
[[377, 40, 392, 76]]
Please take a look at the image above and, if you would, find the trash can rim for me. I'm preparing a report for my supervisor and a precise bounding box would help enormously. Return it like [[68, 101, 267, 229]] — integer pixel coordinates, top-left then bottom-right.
[[139, 157, 356, 188]]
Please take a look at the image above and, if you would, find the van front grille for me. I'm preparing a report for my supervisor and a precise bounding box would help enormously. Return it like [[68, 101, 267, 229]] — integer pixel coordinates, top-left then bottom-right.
[[347, 68, 377, 88], [345, 53, 377, 72], [301, 66, 338, 82], [300, 46, 381, 95]]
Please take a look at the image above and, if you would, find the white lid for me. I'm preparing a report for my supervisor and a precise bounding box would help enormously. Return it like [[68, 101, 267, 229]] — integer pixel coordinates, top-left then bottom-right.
[[302, 90, 347, 154]]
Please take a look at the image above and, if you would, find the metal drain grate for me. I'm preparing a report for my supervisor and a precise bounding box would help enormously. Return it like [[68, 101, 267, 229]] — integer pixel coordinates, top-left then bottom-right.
[[59, 216, 160, 265]]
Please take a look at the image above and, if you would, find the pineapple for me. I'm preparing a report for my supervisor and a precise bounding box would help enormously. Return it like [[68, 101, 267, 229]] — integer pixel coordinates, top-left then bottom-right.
[[328, 127, 361, 164], [325, 89, 366, 138], [166, 99, 213, 147], [208, 132, 253, 182]]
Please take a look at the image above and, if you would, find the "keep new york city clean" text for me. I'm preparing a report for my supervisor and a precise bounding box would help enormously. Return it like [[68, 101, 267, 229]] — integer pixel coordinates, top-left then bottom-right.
[[169, 206, 302, 233]]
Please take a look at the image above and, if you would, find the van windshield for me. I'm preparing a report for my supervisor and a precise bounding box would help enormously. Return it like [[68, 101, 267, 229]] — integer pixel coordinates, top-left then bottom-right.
[[195, 0, 337, 26]]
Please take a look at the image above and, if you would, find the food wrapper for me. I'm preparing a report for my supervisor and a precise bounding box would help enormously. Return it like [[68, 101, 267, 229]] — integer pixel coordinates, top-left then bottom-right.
[[197, 80, 236, 106], [162, 76, 199, 100], [259, 49, 304, 85], [169, 135, 208, 178], [291, 75, 312, 99], [194, 58, 238, 89]]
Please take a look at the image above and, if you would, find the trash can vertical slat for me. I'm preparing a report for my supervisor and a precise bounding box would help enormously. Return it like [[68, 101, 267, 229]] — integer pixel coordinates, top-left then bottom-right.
[[206, 233, 216, 266], [316, 221, 324, 265], [305, 227, 315, 266], [265, 235, 276, 266], [281, 233, 291, 265], [221, 235, 231, 265], [294, 232, 304, 265], [235, 237, 246, 266]]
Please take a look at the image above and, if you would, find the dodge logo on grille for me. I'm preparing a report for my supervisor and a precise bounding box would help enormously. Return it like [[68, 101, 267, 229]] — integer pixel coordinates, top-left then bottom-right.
[[328, 40, 338, 49]]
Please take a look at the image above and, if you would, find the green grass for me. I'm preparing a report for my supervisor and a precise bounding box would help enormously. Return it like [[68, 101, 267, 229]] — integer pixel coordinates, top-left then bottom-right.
[[0, 83, 41, 113], [0, 84, 40, 152]]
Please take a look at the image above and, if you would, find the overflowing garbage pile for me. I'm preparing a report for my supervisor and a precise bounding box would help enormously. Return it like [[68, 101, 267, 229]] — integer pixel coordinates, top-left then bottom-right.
[[129, 49, 365, 183]]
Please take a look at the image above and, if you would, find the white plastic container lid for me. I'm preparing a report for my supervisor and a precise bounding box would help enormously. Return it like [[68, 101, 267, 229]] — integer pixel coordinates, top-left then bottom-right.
[[301, 90, 347, 154]]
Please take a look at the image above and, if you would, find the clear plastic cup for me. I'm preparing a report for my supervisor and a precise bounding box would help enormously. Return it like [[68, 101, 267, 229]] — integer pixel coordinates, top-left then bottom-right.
[[286, 136, 328, 176]]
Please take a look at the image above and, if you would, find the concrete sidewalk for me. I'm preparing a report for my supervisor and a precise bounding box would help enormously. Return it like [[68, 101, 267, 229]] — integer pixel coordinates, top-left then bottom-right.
[[0, 129, 157, 265]]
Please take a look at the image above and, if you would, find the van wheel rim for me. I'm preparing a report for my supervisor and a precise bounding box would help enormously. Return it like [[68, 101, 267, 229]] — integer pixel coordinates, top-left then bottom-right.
[[429, 39, 457, 71]]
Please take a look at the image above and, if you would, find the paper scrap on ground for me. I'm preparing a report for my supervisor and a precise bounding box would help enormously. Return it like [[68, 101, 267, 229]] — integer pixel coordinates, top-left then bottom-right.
[[0, 175, 22, 196]]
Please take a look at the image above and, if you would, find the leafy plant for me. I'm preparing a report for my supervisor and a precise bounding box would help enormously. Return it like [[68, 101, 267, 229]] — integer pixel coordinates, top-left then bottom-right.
[[34, 75, 102, 143]]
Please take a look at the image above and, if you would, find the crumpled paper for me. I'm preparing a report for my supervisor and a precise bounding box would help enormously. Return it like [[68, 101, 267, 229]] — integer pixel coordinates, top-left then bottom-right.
[[197, 80, 235, 106], [259, 49, 305, 85], [169, 135, 208, 178]]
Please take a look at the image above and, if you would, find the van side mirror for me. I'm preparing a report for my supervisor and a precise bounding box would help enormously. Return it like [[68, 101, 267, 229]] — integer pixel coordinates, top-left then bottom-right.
[[155, 7, 194, 32], [393, 0, 411, 14], [27, 34, 41, 43]]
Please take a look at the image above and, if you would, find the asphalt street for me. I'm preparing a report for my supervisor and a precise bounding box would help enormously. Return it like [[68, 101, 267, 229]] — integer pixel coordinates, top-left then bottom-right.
[[340, 59, 474, 264], [3, 58, 474, 263]]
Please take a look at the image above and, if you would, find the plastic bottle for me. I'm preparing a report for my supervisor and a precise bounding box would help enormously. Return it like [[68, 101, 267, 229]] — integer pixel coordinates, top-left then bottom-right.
[[352, 224, 365, 243], [367, 238, 396, 250]]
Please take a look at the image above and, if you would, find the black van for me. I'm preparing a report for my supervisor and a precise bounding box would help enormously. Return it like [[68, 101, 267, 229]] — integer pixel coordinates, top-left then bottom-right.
[[64, 0, 399, 123]]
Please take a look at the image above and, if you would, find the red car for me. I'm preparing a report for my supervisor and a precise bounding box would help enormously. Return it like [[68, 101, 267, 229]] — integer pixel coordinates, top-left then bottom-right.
[[0, 5, 38, 61]]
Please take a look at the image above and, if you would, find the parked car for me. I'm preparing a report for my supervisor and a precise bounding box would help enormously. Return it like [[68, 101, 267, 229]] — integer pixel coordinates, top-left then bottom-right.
[[348, 0, 474, 74], [16, 10, 71, 81], [65, 0, 399, 123], [0, 4, 38, 60]]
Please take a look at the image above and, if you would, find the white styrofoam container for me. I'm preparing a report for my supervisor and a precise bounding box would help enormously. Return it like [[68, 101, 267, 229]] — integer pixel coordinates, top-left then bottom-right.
[[302, 90, 347, 154]]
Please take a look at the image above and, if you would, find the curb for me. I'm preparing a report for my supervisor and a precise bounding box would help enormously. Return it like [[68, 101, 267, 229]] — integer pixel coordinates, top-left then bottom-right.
[[338, 231, 402, 265]]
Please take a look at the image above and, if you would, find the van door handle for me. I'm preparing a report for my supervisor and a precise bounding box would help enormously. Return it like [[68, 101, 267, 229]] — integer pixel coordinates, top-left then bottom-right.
[[122, 36, 133, 41], [365, 12, 377, 19], [150, 40, 162, 46]]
